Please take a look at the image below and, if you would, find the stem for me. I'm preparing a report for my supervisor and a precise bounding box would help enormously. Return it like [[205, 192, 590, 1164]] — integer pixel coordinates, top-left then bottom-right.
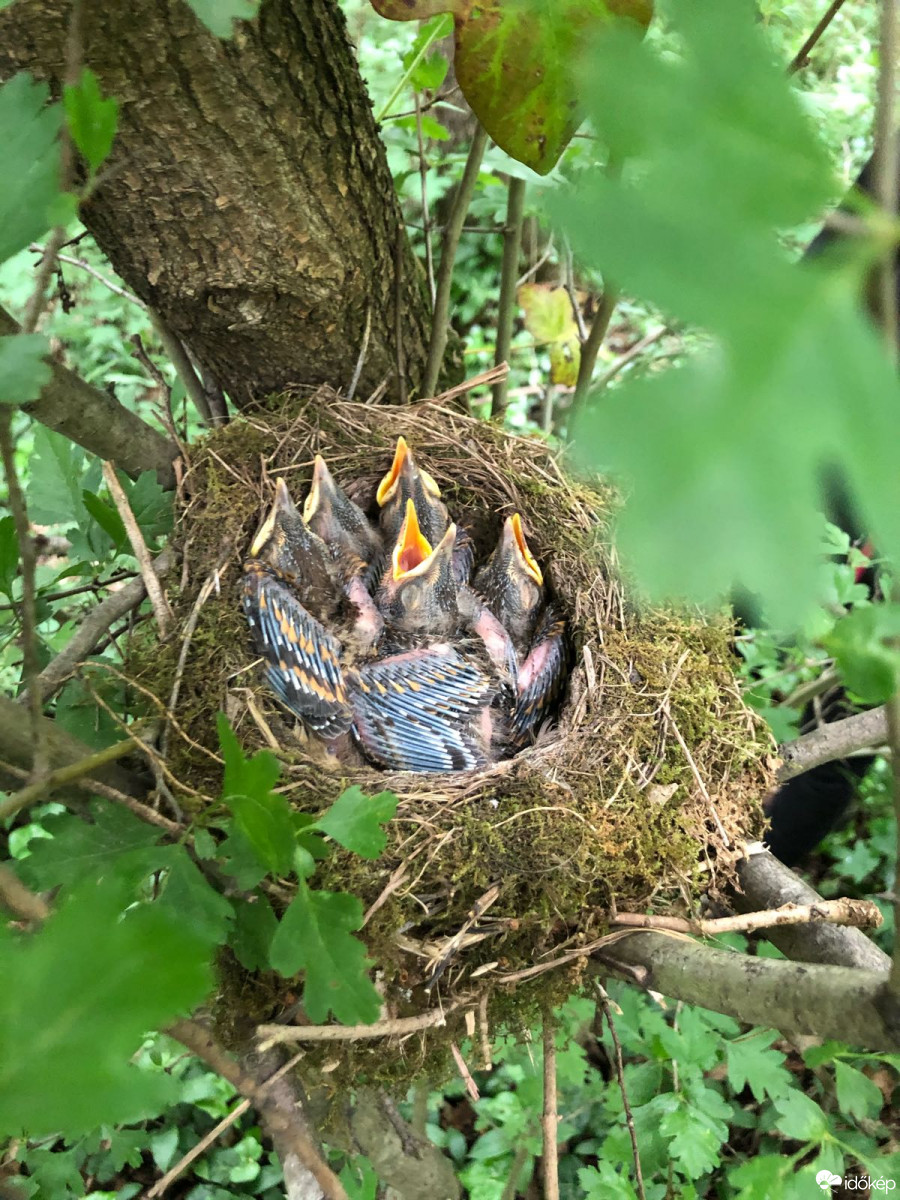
[[787, 0, 851, 73], [415, 93, 436, 307], [0, 414, 47, 782], [570, 285, 619, 424], [490, 176, 527, 419], [595, 983, 646, 1200], [374, 14, 452, 123], [423, 125, 489, 396], [541, 1015, 560, 1200]]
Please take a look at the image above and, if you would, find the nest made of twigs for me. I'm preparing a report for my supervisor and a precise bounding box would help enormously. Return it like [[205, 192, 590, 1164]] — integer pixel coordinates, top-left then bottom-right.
[[129, 386, 771, 1080]]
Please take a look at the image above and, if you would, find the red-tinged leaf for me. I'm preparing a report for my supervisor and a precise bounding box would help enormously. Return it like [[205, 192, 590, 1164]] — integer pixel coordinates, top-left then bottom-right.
[[371, 0, 652, 174]]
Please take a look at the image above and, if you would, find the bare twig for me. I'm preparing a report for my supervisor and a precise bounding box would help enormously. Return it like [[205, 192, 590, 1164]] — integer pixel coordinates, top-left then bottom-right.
[[35, 546, 174, 701], [613, 897, 882, 937], [423, 125, 489, 396], [788, 0, 851, 73], [102, 461, 173, 637], [346, 306, 372, 402], [777, 706, 887, 780], [433, 362, 508, 405], [149, 313, 216, 427], [874, 0, 899, 357], [595, 983, 646, 1200], [256, 995, 472, 1049], [0, 731, 149, 823], [29, 244, 145, 307], [541, 1015, 560, 1200], [0, 863, 50, 923], [594, 324, 668, 392], [167, 1019, 348, 1200], [415, 93, 436, 306], [0, 415, 47, 781], [570, 285, 620, 423], [491, 176, 527, 419], [394, 232, 408, 405]]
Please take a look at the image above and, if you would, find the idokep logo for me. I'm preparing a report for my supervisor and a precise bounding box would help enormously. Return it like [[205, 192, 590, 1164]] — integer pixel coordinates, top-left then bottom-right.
[[816, 1172, 897, 1193]]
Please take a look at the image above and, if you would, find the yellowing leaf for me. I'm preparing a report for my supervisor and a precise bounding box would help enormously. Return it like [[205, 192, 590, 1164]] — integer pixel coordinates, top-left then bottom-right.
[[371, 0, 652, 174], [518, 283, 581, 386]]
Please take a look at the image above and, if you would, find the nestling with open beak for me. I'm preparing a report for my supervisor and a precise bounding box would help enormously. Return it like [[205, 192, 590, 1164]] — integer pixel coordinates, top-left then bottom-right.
[[303, 453, 382, 585], [376, 499, 460, 641], [474, 513, 568, 745]]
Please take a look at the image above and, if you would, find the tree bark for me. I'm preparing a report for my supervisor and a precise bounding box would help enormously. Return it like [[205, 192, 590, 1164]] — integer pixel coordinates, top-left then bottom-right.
[[0, 0, 433, 406]]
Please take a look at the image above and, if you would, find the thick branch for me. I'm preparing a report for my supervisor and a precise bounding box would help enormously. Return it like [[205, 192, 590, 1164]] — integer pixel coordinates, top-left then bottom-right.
[[348, 1088, 461, 1200], [777, 706, 886, 780], [598, 932, 900, 1050], [0, 306, 178, 488]]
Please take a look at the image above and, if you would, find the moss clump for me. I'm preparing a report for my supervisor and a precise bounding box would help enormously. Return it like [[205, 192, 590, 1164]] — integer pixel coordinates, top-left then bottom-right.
[[128, 388, 770, 1088]]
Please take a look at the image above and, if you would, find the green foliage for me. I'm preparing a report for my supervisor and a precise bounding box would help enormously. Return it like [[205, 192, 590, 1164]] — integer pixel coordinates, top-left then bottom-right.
[[63, 68, 118, 174], [0, 72, 66, 262], [185, 0, 260, 38], [555, 0, 900, 629], [0, 874, 213, 1138], [0, 332, 50, 404]]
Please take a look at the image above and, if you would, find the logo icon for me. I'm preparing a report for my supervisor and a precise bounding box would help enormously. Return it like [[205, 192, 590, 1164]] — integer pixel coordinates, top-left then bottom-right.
[[817, 1171, 842, 1192]]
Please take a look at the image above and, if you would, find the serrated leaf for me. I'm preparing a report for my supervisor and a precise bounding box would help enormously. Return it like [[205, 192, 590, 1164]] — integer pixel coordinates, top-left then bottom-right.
[[518, 284, 581, 386], [63, 68, 118, 172], [218, 714, 293, 875], [834, 1060, 884, 1121], [313, 786, 398, 858], [825, 605, 900, 705], [0, 873, 212, 1137], [726, 1031, 793, 1103], [53, 678, 121, 749], [269, 881, 381, 1024], [659, 1098, 728, 1180], [185, 0, 260, 38], [18, 802, 162, 892], [0, 515, 18, 598], [371, 0, 652, 174], [26, 425, 86, 527], [121, 470, 174, 543], [0, 333, 51, 404], [772, 1090, 828, 1141], [218, 823, 268, 890], [81, 490, 128, 550], [158, 852, 234, 947], [230, 894, 278, 971], [0, 72, 65, 262]]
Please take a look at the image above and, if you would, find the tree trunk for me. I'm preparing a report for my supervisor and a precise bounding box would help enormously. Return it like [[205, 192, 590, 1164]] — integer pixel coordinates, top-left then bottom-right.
[[0, 0, 433, 407]]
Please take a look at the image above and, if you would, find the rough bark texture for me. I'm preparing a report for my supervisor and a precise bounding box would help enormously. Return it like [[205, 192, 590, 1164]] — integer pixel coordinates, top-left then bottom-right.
[[0, 0, 432, 405], [1, 305, 178, 486]]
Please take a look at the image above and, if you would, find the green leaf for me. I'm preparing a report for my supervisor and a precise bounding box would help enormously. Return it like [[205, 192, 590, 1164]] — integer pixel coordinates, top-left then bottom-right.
[[0, 333, 51, 404], [218, 822, 268, 890], [269, 881, 381, 1024], [81, 490, 128, 550], [121, 470, 174, 543], [313, 786, 398, 858], [825, 606, 900, 705], [218, 713, 293, 875], [772, 1090, 828, 1142], [372, 0, 652, 174], [230, 894, 278, 971], [0, 873, 212, 1137], [157, 852, 234, 947], [659, 1086, 729, 1179], [63, 68, 118, 172], [54, 678, 121, 749], [185, 0, 260, 38], [0, 515, 18, 598], [18, 802, 162, 892], [726, 1031, 793, 1103], [26, 426, 85, 527], [0, 72, 65, 262], [834, 1060, 884, 1122]]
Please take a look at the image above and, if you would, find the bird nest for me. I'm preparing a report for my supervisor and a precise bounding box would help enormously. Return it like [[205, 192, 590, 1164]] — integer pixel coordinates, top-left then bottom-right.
[[130, 386, 771, 1081]]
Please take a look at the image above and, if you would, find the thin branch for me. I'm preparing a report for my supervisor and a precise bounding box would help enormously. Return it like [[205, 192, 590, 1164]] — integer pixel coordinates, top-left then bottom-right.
[[595, 983, 646, 1200], [613, 897, 882, 937], [0, 862, 50, 923], [570, 285, 620, 424], [415, 93, 436, 307], [423, 125, 489, 396], [0, 732, 149, 823], [166, 1019, 348, 1200], [594, 324, 668, 392], [144, 1047, 307, 1199], [149, 313, 216, 428], [34, 546, 174, 701], [256, 995, 472, 1049], [541, 1015, 560, 1200], [0, 415, 47, 781], [777, 705, 887, 780], [788, 0, 851, 73], [490, 176, 527, 419], [346, 306, 372, 402], [874, 0, 899, 356], [29, 243, 146, 308], [394, 232, 408, 405], [102, 461, 173, 637], [20, 227, 69, 335]]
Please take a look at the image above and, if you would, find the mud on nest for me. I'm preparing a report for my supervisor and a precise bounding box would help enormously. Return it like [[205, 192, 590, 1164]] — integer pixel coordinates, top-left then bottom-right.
[[130, 387, 771, 1077]]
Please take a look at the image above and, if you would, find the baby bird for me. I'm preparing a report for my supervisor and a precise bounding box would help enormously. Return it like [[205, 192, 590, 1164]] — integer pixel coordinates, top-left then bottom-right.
[[376, 435, 474, 584], [376, 499, 460, 643], [303, 454, 382, 586], [242, 479, 380, 739], [474, 513, 567, 744]]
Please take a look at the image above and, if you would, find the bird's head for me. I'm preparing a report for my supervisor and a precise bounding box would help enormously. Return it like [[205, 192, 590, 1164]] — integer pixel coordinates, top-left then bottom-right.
[[249, 478, 332, 586], [474, 513, 544, 644], [376, 436, 449, 542], [379, 499, 458, 634]]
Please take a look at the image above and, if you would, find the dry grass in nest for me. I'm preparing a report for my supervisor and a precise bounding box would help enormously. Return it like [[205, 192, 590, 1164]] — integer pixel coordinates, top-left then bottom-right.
[[128, 386, 772, 1067]]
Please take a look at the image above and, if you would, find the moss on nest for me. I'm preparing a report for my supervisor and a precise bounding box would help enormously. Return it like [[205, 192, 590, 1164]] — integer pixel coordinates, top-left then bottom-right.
[[128, 387, 771, 1084]]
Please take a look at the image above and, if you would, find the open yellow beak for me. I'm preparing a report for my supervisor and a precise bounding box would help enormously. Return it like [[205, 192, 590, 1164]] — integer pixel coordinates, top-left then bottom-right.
[[303, 454, 329, 523], [510, 513, 543, 586], [377, 435, 442, 506], [392, 499, 435, 580]]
